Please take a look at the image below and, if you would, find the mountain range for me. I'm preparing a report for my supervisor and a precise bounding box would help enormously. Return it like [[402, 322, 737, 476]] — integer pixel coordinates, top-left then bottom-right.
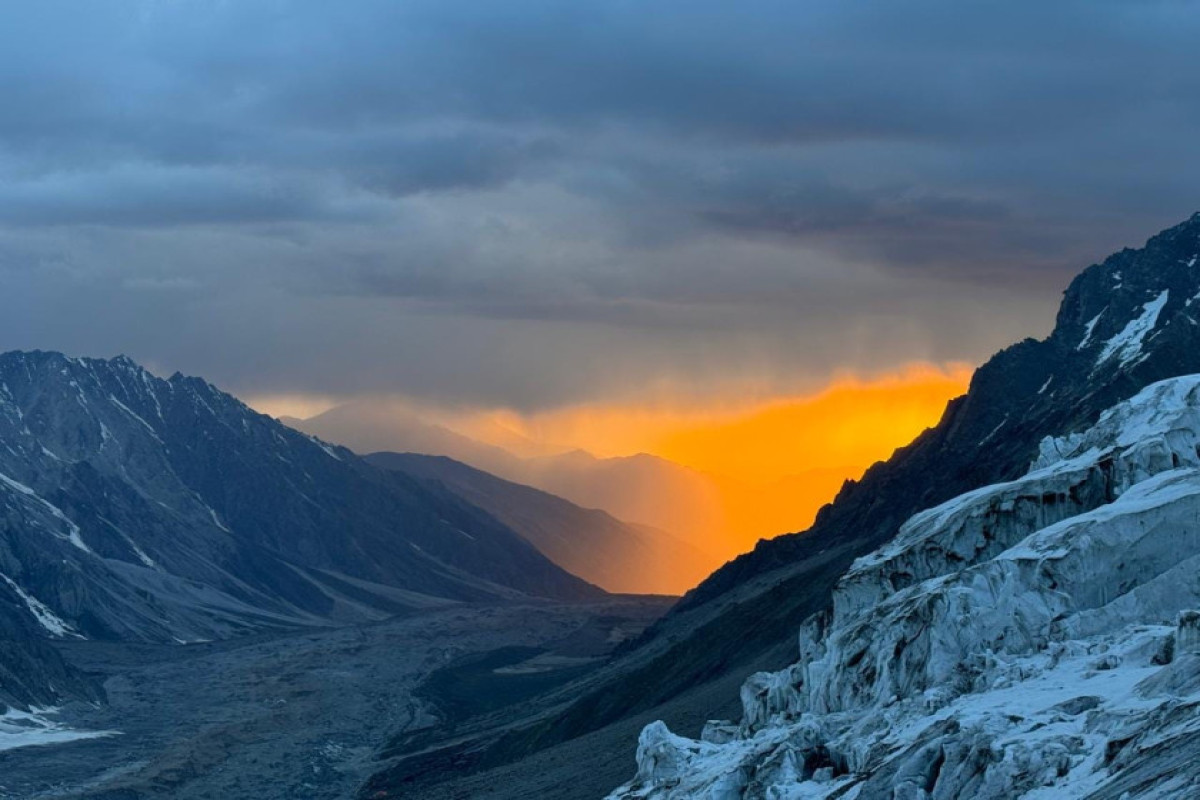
[[366, 452, 718, 595], [285, 402, 732, 552], [5, 214, 1200, 799], [0, 352, 602, 709], [614, 372, 1200, 798], [287, 397, 858, 568], [355, 213, 1200, 798]]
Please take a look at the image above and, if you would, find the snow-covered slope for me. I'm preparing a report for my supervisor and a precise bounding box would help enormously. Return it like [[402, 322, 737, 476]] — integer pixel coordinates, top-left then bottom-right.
[[610, 375, 1200, 799]]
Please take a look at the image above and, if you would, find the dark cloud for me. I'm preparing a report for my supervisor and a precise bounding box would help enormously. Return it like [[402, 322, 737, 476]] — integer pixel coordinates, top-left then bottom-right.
[[0, 1, 1197, 407]]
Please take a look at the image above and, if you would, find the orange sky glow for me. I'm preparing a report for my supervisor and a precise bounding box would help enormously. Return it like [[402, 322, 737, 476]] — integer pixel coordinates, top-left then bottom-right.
[[249, 362, 974, 569], [442, 362, 974, 555]]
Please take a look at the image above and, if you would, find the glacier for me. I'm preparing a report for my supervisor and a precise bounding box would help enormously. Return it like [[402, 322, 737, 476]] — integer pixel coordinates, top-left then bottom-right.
[[610, 375, 1200, 799]]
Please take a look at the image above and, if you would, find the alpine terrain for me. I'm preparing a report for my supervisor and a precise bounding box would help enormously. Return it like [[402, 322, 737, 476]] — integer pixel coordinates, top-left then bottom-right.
[[592, 215, 1200, 797], [0, 350, 600, 642], [595, 214, 1200, 798], [613, 374, 1200, 798], [289, 404, 730, 566], [5, 3, 1197, 798], [365, 451, 720, 595], [0, 350, 617, 780], [353, 214, 1200, 798], [5, 215, 1200, 798]]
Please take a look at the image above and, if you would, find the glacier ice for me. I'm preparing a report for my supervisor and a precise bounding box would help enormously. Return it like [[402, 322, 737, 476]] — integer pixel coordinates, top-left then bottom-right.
[[610, 375, 1200, 799]]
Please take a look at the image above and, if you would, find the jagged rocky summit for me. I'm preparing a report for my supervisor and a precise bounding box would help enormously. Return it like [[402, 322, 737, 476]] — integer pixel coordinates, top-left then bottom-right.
[[610, 375, 1200, 799]]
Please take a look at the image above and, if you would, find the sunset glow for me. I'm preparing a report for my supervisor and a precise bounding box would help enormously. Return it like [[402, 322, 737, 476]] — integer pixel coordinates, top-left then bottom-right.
[[438, 362, 974, 556], [651, 364, 975, 482], [251, 363, 974, 562]]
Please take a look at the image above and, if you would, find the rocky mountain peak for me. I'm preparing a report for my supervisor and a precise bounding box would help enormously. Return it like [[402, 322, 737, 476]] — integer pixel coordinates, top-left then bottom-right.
[[1053, 212, 1200, 367]]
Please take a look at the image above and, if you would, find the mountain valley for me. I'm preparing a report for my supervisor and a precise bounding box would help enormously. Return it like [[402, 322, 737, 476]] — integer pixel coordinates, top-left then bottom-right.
[[5, 216, 1200, 799], [355, 215, 1200, 798]]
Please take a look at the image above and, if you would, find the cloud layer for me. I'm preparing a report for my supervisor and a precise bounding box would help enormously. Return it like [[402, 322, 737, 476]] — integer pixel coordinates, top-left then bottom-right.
[[2, 1, 1197, 408]]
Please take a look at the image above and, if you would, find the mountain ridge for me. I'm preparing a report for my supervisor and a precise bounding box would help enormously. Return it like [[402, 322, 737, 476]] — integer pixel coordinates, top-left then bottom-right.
[[365, 451, 721, 595], [287, 402, 731, 549], [680, 211, 1200, 612], [610, 371, 1200, 798], [0, 350, 602, 708], [368, 212, 1200, 796]]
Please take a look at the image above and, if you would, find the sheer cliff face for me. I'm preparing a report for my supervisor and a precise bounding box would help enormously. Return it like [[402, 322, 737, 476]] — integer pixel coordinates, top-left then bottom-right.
[[613, 375, 1200, 800], [0, 350, 600, 705]]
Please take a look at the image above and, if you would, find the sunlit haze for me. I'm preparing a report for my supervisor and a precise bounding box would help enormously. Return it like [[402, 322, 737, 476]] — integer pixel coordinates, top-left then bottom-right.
[[255, 362, 972, 560], [7, 1, 1197, 597]]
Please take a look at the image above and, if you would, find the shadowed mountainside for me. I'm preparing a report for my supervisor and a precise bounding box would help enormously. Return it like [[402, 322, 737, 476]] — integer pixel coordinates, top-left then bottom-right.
[[286, 405, 730, 550], [367, 452, 720, 595], [0, 352, 601, 710]]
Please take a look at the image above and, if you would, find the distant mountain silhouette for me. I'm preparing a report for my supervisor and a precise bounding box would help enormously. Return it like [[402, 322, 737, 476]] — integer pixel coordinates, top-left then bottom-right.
[[287, 402, 729, 553], [367, 452, 720, 595]]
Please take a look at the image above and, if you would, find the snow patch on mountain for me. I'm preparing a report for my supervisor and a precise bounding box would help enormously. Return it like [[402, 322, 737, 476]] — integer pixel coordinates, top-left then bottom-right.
[[0, 706, 116, 752], [0, 574, 80, 638], [108, 393, 162, 441], [1095, 290, 1169, 369], [0, 469, 90, 553], [610, 375, 1200, 799], [1077, 310, 1104, 350]]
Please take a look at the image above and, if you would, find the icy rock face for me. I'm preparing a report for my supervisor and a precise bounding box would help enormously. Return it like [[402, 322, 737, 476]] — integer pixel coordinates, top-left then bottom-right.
[[610, 375, 1200, 800]]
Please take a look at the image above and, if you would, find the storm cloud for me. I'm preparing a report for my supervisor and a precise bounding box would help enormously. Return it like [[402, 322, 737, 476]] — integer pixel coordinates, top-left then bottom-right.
[[1, 0, 1197, 408]]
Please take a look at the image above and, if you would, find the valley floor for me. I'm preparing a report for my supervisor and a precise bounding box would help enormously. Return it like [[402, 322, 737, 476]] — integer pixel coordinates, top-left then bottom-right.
[[0, 598, 671, 800]]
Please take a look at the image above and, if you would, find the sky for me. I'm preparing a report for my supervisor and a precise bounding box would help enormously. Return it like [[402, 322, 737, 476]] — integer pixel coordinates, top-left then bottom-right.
[[3, 2, 1200, 556], [446, 362, 977, 551]]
